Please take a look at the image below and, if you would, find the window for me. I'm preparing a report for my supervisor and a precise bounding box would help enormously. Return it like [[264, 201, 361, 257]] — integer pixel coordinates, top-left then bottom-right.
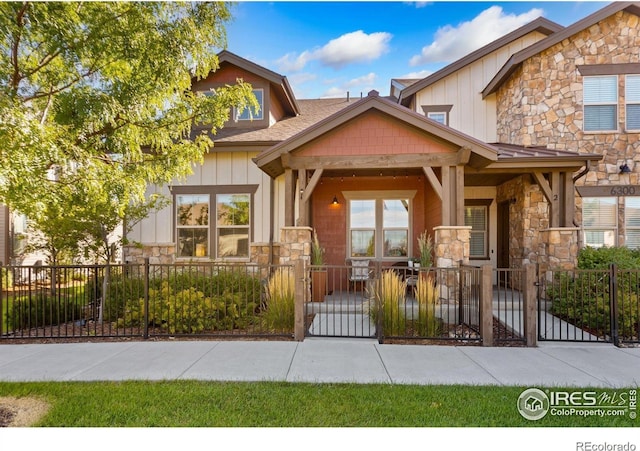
[[236, 89, 263, 121], [382, 200, 409, 257], [625, 198, 640, 249], [626, 75, 640, 130], [216, 193, 250, 258], [465, 200, 491, 259], [173, 185, 257, 259], [427, 112, 447, 125], [584, 76, 617, 131], [176, 195, 210, 258], [583, 197, 617, 247], [421, 105, 452, 126], [348, 195, 411, 259], [350, 200, 375, 257]]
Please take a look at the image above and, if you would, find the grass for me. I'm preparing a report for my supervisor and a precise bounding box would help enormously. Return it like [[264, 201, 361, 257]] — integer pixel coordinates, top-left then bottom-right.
[[0, 381, 637, 427]]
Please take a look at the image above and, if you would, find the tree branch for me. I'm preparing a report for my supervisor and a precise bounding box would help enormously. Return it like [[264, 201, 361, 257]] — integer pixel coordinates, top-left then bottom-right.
[[10, 1, 30, 94]]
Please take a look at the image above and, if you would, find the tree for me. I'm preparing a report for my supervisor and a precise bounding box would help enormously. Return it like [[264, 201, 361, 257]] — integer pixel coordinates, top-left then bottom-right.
[[0, 2, 256, 262]]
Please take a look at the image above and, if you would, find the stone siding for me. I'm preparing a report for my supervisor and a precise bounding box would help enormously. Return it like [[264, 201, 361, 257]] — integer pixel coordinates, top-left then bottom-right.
[[496, 10, 640, 256], [123, 244, 175, 265]]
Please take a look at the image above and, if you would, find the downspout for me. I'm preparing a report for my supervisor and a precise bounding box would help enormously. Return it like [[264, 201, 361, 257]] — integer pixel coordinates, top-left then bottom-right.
[[572, 160, 592, 248]]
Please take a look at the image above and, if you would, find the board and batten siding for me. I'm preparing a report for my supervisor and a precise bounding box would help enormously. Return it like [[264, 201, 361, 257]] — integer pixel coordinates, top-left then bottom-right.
[[0, 205, 8, 265], [414, 31, 548, 142], [128, 151, 273, 251]]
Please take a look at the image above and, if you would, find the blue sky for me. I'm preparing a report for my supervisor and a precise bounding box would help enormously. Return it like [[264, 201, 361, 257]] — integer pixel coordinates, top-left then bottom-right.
[[223, 1, 608, 99]]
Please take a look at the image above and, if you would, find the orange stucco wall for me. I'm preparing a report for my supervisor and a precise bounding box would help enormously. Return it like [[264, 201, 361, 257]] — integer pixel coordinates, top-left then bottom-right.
[[297, 111, 455, 157]]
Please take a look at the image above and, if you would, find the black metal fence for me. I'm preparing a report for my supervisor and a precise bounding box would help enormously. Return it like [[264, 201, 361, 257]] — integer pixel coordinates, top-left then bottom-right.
[[493, 268, 527, 344], [1, 261, 294, 340], [538, 264, 640, 345], [304, 263, 482, 343]]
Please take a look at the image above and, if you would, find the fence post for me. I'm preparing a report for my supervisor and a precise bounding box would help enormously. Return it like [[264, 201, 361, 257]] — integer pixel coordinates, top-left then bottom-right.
[[609, 263, 620, 347], [293, 260, 305, 341], [523, 264, 537, 347], [143, 257, 150, 340], [480, 264, 493, 346]]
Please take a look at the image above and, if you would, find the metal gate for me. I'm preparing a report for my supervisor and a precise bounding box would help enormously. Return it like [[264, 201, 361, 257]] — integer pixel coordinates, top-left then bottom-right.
[[304, 264, 483, 343], [537, 265, 640, 345]]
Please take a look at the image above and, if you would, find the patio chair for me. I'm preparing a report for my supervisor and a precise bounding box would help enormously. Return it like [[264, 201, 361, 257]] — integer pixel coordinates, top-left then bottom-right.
[[347, 259, 372, 289]]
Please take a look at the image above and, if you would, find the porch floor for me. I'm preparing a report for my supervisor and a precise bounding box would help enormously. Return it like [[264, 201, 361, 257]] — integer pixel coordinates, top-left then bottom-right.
[[305, 287, 600, 341]]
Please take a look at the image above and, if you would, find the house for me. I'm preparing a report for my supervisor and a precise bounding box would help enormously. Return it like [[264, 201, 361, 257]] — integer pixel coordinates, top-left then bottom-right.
[[125, 2, 639, 276]]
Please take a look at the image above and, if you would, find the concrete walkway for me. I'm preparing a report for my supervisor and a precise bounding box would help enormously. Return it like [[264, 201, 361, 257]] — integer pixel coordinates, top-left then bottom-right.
[[0, 339, 638, 388]]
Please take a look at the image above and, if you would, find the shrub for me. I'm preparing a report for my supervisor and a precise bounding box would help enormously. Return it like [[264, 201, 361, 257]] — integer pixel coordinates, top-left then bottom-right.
[[548, 247, 639, 340], [414, 275, 440, 337], [368, 270, 406, 337], [117, 281, 258, 334], [261, 268, 295, 333], [8, 293, 82, 331]]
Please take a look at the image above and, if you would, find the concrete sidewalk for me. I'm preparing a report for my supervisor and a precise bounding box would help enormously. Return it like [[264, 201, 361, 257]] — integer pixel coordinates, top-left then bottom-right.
[[0, 339, 639, 387]]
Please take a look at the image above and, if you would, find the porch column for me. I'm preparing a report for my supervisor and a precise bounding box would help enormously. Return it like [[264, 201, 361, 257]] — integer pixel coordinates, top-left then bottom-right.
[[540, 227, 579, 272], [533, 170, 575, 228], [441, 166, 465, 226], [284, 168, 295, 226]]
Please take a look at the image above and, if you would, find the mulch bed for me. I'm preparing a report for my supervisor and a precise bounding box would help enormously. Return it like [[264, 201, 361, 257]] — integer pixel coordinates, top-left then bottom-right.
[[2, 316, 524, 346], [0, 406, 15, 427]]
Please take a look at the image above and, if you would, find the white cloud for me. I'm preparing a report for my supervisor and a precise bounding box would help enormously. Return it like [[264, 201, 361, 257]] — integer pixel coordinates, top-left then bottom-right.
[[320, 72, 379, 98], [409, 6, 544, 66], [400, 70, 433, 79], [277, 30, 392, 72]]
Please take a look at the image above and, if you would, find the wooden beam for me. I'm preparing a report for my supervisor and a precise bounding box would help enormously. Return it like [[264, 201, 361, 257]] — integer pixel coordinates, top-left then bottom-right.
[[457, 146, 471, 165], [301, 169, 324, 204], [287, 153, 460, 170], [550, 171, 560, 228], [532, 171, 553, 202], [563, 172, 575, 227], [284, 168, 295, 226], [422, 167, 442, 200], [441, 166, 451, 226], [298, 169, 308, 226], [456, 165, 465, 226]]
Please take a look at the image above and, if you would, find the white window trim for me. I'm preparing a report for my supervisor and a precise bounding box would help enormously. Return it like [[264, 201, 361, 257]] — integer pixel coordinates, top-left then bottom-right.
[[215, 193, 251, 260], [582, 197, 618, 248], [344, 190, 416, 260], [235, 88, 264, 121], [176, 194, 210, 259], [583, 75, 618, 133], [625, 74, 640, 132], [427, 111, 447, 125]]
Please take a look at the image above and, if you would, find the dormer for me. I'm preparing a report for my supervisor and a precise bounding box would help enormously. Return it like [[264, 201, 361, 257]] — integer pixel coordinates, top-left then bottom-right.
[[191, 50, 300, 130]]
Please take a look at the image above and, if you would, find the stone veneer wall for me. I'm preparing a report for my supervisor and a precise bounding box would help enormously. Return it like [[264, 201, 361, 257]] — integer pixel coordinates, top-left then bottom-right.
[[496, 11, 640, 246], [277, 227, 312, 266], [496, 175, 549, 268], [433, 226, 471, 304], [123, 244, 175, 265], [434, 226, 471, 268]]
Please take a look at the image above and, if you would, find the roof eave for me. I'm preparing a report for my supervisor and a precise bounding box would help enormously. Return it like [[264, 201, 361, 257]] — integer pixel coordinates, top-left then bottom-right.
[[482, 2, 640, 97], [398, 16, 563, 104]]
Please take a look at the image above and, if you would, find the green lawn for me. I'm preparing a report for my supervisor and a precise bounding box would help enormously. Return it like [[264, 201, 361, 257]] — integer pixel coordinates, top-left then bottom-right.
[[0, 381, 637, 427]]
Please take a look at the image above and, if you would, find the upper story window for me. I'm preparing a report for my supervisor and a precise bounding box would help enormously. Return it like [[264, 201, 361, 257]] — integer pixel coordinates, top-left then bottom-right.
[[421, 105, 452, 126], [583, 75, 618, 132], [235, 88, 264, 121], [625, 75, 640, 131], [427, 112, 447, 125]]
